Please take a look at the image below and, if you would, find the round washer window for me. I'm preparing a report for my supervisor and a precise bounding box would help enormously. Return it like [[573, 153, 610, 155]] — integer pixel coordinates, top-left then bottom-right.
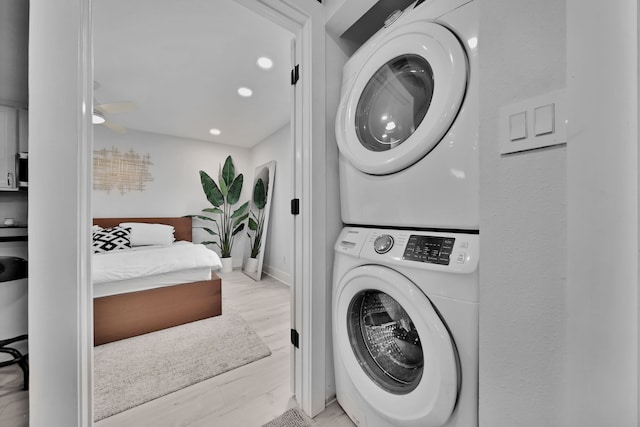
[[355, 54, 434, 152], [347, 290, 424, 394]]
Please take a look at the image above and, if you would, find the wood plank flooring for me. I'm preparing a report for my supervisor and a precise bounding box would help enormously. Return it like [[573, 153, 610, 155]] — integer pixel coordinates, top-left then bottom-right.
[[0, 270, 354, 426]]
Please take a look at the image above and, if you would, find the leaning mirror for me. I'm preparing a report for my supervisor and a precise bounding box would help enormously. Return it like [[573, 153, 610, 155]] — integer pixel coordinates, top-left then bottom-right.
[[243, 161, 276, 281]]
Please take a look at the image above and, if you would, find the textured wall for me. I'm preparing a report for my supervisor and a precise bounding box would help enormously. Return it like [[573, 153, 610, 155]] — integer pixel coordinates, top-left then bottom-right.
[[478, 0, 567, 425]]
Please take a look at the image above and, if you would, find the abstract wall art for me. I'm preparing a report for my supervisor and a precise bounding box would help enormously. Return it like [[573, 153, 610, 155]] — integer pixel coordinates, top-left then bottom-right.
[[93, 147, 154, 194]]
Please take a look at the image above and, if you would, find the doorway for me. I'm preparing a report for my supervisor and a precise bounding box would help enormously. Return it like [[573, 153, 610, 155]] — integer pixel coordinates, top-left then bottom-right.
[[91, 0, 296, 423], [28, 0, 329, 423]]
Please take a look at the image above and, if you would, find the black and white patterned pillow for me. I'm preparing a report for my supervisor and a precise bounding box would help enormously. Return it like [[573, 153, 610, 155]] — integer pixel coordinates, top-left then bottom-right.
[[93, 226, 131, 254]]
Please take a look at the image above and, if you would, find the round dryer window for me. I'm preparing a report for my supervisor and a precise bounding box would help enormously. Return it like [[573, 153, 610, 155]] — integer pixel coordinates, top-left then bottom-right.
[[335, 21, 468, 175], [355, 55, 434, 152]]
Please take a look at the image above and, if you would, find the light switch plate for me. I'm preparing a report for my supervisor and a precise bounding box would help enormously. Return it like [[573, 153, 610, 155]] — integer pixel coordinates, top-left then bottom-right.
[[534, 103, 555, 136], [499, 88, 567, 155], [509, 111, 527, 141]]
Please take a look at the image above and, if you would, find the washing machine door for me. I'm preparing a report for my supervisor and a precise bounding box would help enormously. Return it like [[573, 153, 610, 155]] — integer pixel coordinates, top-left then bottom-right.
[[335, 21, 468, 176], [335, 265, 458, 426]]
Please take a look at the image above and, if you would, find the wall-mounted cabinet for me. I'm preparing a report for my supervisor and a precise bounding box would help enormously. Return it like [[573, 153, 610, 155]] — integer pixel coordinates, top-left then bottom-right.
[[0, 105, 19, 191]]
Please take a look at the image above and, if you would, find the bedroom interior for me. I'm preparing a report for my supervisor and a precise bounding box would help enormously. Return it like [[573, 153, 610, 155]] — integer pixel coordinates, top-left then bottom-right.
[[86, 0, 300, 424]]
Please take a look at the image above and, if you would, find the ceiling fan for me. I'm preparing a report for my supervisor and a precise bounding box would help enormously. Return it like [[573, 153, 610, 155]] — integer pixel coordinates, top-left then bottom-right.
[[92, 81, 136, 133], [92, 101, 136, 133]]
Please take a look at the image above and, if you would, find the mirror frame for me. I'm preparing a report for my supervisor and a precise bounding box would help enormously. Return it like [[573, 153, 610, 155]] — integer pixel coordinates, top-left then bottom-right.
[[243, 160, 276, 281]]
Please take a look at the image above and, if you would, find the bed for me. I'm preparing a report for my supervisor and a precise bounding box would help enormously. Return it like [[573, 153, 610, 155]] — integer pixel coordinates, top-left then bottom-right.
[[92, 216, 222, 346]]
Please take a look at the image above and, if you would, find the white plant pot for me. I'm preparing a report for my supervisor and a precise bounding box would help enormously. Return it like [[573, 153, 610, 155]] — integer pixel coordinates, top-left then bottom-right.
[[221, 257, 233, 273], [245, 257, 258, 273]]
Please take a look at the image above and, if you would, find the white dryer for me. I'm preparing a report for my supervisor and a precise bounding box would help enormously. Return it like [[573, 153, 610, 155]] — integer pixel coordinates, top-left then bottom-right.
[[335, 0, 478, 230], [333, 226, 478, 426]]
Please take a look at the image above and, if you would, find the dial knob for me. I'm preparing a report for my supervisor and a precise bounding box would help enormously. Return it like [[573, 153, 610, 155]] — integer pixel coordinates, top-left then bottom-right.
[[374, 234, 394, 254]]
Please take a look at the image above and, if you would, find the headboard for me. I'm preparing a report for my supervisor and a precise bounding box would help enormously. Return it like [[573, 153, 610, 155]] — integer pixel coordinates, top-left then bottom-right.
[[93, 217, 193, 242]]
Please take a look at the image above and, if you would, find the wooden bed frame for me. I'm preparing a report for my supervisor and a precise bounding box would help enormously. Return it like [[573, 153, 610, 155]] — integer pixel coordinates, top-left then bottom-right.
[[92, 216, 222, 346]]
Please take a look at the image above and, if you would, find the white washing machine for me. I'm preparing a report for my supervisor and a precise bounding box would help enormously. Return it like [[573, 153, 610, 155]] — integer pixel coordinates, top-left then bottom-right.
[[335, 0, 478, 230], [333, 226, 478, 426]]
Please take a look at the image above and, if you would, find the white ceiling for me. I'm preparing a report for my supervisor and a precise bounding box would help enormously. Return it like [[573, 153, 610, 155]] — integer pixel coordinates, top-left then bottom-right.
[[92, 0, 293, 148]]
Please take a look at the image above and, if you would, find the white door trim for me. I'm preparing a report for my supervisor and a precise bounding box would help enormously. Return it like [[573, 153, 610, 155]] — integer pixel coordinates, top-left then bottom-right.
[[235, 0, 328, 417]]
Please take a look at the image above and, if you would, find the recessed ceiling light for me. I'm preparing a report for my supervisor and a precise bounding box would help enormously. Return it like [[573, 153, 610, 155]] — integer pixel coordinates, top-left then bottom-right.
[[238, 87, 253, 97], [209, 128, 221, 135], [257, 56, 273, 70]]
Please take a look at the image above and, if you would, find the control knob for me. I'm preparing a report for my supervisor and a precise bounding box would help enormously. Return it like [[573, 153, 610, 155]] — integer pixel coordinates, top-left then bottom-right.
[[374, 234, 394, 254]]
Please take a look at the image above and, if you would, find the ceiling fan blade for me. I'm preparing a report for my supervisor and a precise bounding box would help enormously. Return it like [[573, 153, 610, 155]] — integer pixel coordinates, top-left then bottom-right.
[[102, 119, 127, 134], [96, 101, 136, 115]]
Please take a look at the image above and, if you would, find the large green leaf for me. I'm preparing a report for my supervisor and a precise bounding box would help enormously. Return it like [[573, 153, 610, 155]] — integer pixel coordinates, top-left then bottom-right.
[[196, 227, 218, 236], [194, 214, 216, 222], [221, 155, 235, 188], [202, 207, 223, 215], [199, 171, 224, 207], [232, 222, 245, 236], [253, 178, 267, 210], [219, 174, 228, 197], [227, 174, 244, 205], [231, 201, 249, 218], [248, 217, 258, 231], [232, 213, 249, 228]]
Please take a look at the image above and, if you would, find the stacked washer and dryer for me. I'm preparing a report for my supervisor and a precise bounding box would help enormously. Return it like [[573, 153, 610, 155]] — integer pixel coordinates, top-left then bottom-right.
[[332, 0, 479, 426]]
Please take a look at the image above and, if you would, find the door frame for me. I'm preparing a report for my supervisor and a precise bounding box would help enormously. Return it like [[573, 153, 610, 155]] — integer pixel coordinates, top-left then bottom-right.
[[29, 0, 327, 423], [235, 0, 328, 417]]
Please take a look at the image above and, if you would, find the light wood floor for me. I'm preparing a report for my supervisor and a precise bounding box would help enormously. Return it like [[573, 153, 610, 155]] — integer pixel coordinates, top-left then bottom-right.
[[0, 270, 354, 426]]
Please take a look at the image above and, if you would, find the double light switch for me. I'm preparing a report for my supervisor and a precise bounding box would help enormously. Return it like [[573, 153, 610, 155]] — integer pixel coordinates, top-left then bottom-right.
[[500, 89, 567, 155]]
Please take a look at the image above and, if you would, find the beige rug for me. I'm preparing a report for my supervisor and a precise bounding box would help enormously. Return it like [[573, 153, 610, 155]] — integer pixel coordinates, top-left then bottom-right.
[[262, 408, 312, 427], [94, 310, 271, 421]]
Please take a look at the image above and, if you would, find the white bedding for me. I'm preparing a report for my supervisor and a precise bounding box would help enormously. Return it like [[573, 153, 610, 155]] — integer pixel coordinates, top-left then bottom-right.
[[92, 241, 222, 285]]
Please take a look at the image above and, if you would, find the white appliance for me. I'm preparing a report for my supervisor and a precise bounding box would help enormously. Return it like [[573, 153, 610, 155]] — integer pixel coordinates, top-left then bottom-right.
[[335, 0, 478, 230], [333, 226, 478, 426]]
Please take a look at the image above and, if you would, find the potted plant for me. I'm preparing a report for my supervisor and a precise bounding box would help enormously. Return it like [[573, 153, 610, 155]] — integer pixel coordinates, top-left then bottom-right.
[[196, 155, 248, 273], [245, 177, 267, 273]]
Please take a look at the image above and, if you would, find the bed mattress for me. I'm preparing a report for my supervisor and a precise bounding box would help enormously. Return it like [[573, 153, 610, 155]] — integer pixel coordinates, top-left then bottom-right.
[[92, 241, 222, 298]]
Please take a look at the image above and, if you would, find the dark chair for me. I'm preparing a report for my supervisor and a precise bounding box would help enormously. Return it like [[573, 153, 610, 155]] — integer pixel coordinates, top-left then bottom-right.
[[0, 256, 28, 390]]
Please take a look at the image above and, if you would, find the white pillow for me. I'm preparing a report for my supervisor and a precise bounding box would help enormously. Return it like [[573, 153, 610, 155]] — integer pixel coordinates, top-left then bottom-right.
[[119, 222, 175, 246]]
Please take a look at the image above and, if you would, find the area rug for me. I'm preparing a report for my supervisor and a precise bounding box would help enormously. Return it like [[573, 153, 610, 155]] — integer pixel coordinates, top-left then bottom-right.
[[262, 408, 312, 427], [93, 310, 271, 421]]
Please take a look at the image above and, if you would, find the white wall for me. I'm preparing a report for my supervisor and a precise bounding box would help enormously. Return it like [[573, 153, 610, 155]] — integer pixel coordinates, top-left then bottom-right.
[[93, 126, 252, 266], [248, 123, 293, 284], [30, 0, 92, 424], [566, 1, 638, 425], [478, 0, 567, 425]]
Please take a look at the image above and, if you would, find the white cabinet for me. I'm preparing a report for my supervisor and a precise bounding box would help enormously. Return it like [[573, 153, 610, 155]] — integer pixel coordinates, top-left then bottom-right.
[[0, 105, 18, 191]]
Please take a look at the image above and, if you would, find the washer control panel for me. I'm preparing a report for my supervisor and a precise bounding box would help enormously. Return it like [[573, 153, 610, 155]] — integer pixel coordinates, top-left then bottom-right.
[[336, 226, 479, 274], [403, 235, 454, 265]]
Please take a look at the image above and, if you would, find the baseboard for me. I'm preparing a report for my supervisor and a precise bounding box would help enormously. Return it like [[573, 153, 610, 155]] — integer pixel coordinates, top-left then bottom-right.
[[262, 264, 292, 286]]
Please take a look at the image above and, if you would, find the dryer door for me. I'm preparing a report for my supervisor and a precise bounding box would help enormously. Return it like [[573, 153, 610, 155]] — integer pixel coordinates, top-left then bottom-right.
[[335, 21, 468, 175], [335, 265, 459, 426]]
